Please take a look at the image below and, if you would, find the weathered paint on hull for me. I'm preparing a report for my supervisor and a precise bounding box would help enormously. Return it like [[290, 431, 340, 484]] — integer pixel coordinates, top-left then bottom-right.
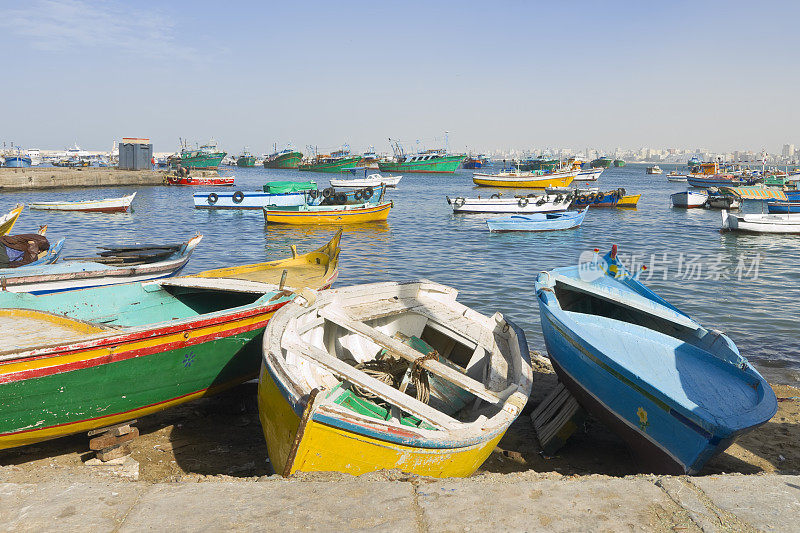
[[236, 157, 256, 167], [378, 155, 463, 174], [0, 306, 283, 450], [472, 175, 574, 188], [264, 152, 303, 169], [263, 202, 392, 225], [257, 367, 505, 477], [0, 205, 23, 235], [299, 156, 361, 173]]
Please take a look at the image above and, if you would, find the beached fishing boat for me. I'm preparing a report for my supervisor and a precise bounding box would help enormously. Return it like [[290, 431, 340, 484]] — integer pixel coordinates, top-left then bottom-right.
[[0, 205, 24, 235], [447, 192, 574, 214], [670, 190, 707, 208], [329, 170, 402, 188], [721, 210, 800, 234], [263, 148, 303, 169], [0, 232, 341, 450], [29, 192, 137, 213], [0, 236, 203, 295], [570, 189, 625, 208], [167, 175, 235, 186], [535, 246, 777, 474], [486, 209, 587, 232], [472, 169, 577, 188], [258, 280, 532, 477], [263, 201, 393, 225], [616, 194, 641, 208]]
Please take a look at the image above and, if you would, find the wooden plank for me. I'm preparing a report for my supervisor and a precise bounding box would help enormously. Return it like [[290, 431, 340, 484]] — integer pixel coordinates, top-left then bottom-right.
[[287, 341, 460, 430], [531, 382, 586, 456], [318, 306, 502, 404]]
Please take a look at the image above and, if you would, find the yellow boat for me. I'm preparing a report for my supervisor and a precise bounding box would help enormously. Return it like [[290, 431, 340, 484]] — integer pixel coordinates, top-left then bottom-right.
[[258, 280, 533, 477], [0, 205, 24, 235], [616, 194, 641, 208], [472, 170, 576, 188], [263, 201, 392, 225]]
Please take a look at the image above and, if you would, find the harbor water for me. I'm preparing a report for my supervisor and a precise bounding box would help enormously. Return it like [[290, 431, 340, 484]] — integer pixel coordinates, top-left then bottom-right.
[[5, 163, 798, 386]]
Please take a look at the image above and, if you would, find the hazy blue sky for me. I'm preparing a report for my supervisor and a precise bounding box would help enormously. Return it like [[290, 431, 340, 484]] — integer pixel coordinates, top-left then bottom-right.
[[2, 0, 799, 154]]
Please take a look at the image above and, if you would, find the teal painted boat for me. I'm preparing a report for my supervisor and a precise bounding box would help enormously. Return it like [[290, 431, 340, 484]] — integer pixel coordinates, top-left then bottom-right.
[[299, 148, 361, 173], [535, 246, 777, 474], [0, 232, 341, 451], [169, 140, 226, 170], [237, 149, 256, 167], [378, 139, 464, 174], [264, 149, 303, 169]]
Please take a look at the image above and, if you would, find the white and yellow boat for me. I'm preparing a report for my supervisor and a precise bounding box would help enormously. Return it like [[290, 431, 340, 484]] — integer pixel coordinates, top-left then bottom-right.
[[472, 169, 576, 188], [0, 204, 24, 235], [258, 280, 533, 477], [263, 201, 392, 225]]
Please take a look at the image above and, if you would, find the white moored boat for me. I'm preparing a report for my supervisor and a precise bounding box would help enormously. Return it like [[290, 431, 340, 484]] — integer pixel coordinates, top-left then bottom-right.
[[447, 192, 574, 214], [573, 168, 603, 181], [670, 190, 707, 208], [330, 173, 402, 188], [29, 192, 137, 213], [721, 210, 800, 234]]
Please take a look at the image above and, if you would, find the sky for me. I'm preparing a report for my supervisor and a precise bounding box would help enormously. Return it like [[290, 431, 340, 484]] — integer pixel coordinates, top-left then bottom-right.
[[2, 0, 799, 155]]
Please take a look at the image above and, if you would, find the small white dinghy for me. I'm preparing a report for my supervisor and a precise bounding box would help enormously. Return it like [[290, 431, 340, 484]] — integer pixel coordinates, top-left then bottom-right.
[[721, 210, 800, 234], [29, 192, 137, 213], [329, 174, 402, 188], [447, 192, 573, 214], [670, 190, 707, 208], [258, 280, 533, 477]]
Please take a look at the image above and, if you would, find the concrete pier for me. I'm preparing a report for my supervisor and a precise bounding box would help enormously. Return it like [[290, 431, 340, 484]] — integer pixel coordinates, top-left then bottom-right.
[[0, 473, 798, 532], [0, 167, 219, 190]]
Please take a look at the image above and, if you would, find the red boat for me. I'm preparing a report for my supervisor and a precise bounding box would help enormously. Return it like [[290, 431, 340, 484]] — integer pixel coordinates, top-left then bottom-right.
[[166, 175, 235, 186]]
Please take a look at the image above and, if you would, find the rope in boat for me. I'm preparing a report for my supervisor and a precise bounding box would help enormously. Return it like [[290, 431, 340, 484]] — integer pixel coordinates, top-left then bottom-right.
[[352, 350, 435, 404]]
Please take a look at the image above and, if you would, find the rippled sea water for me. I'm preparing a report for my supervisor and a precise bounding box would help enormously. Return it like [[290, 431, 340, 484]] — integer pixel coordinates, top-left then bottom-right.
[[6, 163, 799, 385]]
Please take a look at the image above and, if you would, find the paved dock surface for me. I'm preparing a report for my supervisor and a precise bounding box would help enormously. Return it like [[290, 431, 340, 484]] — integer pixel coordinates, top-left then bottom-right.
[[1, 473, 797, 532]]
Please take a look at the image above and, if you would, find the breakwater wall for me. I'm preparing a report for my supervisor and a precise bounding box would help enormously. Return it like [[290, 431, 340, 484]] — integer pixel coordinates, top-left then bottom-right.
[[0, 167, 219, 190]]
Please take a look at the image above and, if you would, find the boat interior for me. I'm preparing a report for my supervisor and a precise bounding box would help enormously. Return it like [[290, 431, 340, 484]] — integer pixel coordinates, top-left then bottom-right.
[[546, 276, 764, 421], [285, 286, 524, 431]]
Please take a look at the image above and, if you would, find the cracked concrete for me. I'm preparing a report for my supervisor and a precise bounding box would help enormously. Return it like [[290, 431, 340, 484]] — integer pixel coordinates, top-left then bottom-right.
[[1, 474, 798, 532]]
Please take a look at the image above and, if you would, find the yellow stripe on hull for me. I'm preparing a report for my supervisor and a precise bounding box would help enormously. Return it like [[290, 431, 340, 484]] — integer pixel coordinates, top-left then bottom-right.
[[472, 176, 574, 188], [257, 367, 504, 478], [0, 378, 246, 450], [0, 205, 23, 236], [264, 203, 392, 225], [617, 194, 641, 207]]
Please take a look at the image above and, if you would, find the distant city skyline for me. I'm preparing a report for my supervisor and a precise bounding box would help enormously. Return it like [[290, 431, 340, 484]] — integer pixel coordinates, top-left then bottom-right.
[[2, 1, 800, 153]]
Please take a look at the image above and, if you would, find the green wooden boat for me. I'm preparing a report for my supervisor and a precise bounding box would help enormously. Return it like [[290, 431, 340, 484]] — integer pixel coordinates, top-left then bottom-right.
[[299, 155, 362, 173], [614, 159, 626, 167], [264, 149, 303, 169], [237, 149, 256, 167], [0, 232, 341, 451], [169, 140, 226, 170]]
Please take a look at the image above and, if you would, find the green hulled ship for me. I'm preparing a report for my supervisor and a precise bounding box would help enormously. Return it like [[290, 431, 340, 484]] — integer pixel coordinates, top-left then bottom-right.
[[590, 156, 614, 169], [263, 149, 303, 169], [299, 148, 361, 173], [169, 140, 226, 170], [613, 159, 626, 167], [236, 149, 256, 167], [378, 140, 464, 174]]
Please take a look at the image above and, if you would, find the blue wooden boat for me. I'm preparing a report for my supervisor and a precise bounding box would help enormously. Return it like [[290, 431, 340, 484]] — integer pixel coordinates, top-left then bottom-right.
[[0, 235, 201, 295], [766, 201, 800, 214], [534, 246, 777, 474], [486, 208, 587, 232]]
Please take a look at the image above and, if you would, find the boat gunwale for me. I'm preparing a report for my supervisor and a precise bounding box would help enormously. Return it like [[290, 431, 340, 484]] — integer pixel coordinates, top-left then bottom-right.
[[263, 280, 533, 450]]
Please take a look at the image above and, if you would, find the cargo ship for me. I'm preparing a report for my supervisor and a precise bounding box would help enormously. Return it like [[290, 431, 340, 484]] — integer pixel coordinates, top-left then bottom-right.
[[169, 140, 226, 170], [590, 156, 614, 168], [613, 159, 626, 167], [236, 149, 256, 167], [298, 147, 361, 173], [378, 139, 464, 174]]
